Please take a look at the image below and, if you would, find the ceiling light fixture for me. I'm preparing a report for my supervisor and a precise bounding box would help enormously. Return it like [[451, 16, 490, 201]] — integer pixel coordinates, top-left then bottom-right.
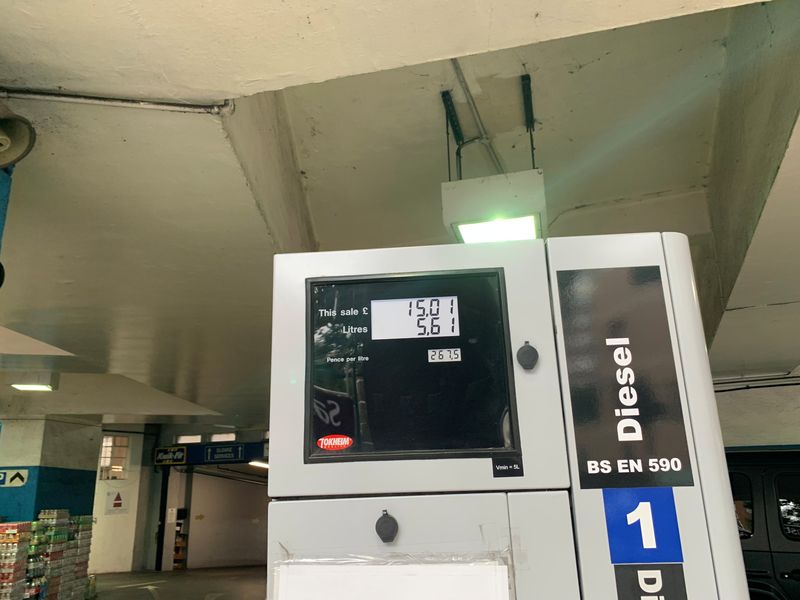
[[11, 383, 53, 392], [440, 74, 545, 244], [456, 215, 539, 244], [248, 460, 270, 469], [442, 169, 547, 244], [9, 371, 59, 392]]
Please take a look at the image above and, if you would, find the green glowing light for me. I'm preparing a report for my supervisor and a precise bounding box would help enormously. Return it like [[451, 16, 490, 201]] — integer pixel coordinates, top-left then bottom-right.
[[456, 215, 539, 244]]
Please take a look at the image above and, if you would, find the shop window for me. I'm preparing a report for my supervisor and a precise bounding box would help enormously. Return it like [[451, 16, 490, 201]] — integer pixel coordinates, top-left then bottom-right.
[[210, 432, 236, 442], [730, 472, 754, 539], [99, 435, 129, 480], [176, 434, 202, 444], [776, 473, 800, 540]]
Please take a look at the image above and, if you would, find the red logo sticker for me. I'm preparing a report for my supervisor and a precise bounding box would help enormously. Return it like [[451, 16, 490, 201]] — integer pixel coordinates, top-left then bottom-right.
[[317, 434, 354, 451]]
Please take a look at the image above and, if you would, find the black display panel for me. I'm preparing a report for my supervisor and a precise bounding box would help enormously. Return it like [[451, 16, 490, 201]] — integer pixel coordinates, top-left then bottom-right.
[[305, 269, 518, 463]]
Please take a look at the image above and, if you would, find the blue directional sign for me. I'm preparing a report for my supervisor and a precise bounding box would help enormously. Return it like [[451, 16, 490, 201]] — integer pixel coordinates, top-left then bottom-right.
[[603, 487, 683, 565], [156, 442, 266, 466], [204, 444, 245, 463]]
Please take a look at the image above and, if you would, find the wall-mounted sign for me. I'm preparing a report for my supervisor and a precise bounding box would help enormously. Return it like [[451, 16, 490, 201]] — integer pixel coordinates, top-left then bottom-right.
[[105, 490, 128, 515], [154, 446, 187, 466], [0, 469, 28, 487], [155, 442, 265, 466]]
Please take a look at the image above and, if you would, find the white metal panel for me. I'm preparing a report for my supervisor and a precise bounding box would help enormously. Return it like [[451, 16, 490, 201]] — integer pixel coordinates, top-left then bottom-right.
[[268, 240, 568, 497], [547, 232, 719, 598], [662, 232, 749, 599], [267, 493, 512, 596], [508, 491, 581, 600]]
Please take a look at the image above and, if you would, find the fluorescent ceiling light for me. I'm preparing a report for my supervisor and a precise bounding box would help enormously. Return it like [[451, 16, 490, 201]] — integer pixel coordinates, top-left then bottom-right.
[[456, 215, 539, 244], [248, 460, 270, 469], [176, 434, 202, 444], [11, 383, 53, 392]]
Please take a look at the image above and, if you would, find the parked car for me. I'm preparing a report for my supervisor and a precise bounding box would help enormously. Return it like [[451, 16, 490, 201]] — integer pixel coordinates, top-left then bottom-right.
[[728, 450, 800, 599]]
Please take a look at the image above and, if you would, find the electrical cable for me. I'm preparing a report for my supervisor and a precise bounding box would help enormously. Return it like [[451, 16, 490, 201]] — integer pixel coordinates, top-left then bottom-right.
[[529, 129, 536, 170], [450, 59, 504, 174], [455, 137, 481, 181]]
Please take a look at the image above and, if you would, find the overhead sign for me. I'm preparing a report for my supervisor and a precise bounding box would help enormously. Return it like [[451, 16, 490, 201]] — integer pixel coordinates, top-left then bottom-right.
[[204, 444, 244, 463], [154, 446, 187, 466], [556, 266, 693, 489], [155, 442, 265, 466], [0, 469, 29, 487]]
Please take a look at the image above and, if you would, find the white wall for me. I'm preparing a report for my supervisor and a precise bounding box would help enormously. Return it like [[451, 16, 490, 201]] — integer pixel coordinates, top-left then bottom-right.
[[187, 473, 268, 569], [89, 433, 147, 574]]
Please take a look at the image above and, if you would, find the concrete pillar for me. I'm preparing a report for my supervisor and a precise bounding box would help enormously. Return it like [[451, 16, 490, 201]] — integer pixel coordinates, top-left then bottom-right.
[[0, 418, 101, 521]]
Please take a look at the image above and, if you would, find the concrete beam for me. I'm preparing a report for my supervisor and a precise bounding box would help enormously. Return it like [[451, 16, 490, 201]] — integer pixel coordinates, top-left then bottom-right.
[[222, 93, 317, 253], [705, 0, 800, 336], [710, 116, 800, 377], [0, 1, 766, 101], [717, 385, 800, 446]]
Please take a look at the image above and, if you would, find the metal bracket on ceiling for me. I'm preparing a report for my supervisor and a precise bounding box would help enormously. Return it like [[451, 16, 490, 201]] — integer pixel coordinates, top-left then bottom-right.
[[442, 62, 539, 182], [441, 89, 469, 181], [521, 73, 537, 170], [441, 90, 464, 147]]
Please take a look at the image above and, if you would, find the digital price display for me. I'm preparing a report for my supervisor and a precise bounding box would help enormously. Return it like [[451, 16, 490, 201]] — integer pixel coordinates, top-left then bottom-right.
[[306, 269, 517, 461], [428, 348, 462, 362], [371, 296, 460, 340]]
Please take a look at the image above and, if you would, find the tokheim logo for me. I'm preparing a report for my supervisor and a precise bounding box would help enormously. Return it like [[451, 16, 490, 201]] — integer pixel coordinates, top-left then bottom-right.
[[317, 434, 354, 451]]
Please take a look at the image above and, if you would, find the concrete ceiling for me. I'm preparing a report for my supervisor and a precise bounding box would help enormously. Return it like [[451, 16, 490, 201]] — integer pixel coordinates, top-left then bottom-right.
[[286, 10, 729, 251], [1, 0, 799, 447], [0, 0, 757, 102], [0, 98, 275, 426]]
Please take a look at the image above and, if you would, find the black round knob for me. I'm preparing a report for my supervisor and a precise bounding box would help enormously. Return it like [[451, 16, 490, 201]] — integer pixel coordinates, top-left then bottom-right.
[[517, 341, 539, 370], [375, 510, 398, 543]]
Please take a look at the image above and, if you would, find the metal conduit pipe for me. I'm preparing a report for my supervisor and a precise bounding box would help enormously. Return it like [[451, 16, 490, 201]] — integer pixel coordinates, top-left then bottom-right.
[[0, 89, 233, 115], [450, 58, 505, 175]]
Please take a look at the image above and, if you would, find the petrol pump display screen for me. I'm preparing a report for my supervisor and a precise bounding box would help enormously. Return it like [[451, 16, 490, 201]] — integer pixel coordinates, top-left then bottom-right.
[[306, 269, 518, 462]]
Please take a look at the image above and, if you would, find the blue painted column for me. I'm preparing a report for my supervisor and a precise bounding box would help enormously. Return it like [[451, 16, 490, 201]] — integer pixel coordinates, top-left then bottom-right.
[[0, 166, 13, 251], [0, 418, 101, 522]]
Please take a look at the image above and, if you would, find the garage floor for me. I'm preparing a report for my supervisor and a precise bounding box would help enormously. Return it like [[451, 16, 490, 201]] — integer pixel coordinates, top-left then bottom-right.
[[96, 566, 266, 599]]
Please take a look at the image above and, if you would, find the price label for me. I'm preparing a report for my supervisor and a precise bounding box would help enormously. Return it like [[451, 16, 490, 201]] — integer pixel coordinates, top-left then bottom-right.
[[427, 348, 462, 363]]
